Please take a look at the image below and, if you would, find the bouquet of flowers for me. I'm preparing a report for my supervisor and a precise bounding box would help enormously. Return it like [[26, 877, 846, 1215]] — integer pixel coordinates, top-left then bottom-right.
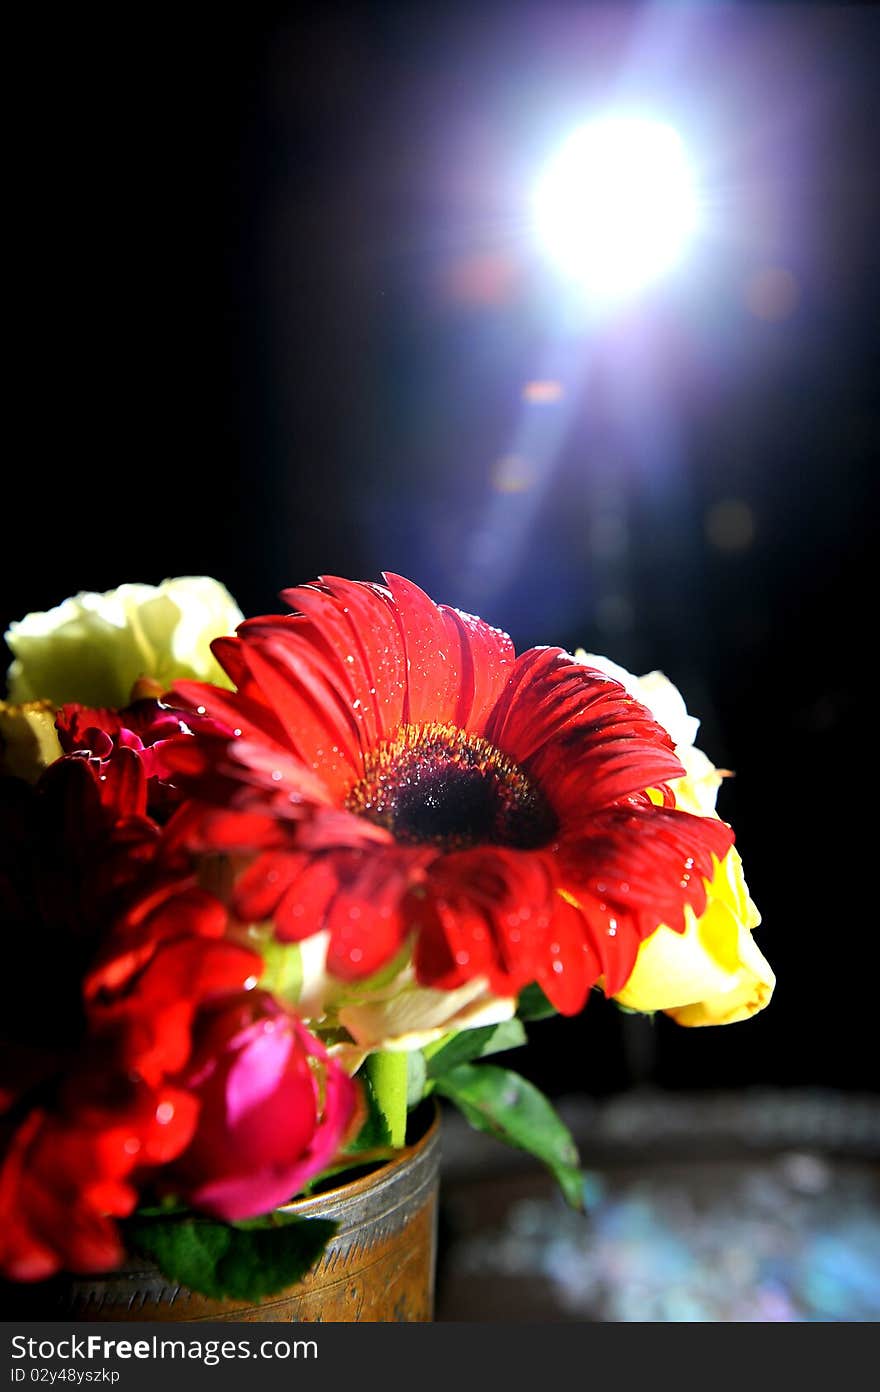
[[0, 573, 774, 1302]]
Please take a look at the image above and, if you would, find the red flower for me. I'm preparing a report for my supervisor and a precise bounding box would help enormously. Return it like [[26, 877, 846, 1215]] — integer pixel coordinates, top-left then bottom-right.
[[0, 1079, 199, 1282], [0, 919, 266, 1281], [55, 698, 229, 818], [168, 991, 360, 1221], [167, 575, 733, 1015], [0, 758, 159, 1111], [0, 758, 265, 1281]]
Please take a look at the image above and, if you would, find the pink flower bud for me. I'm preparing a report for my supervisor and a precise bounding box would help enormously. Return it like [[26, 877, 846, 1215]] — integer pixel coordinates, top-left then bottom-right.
[[171, 991, 358, 1221]]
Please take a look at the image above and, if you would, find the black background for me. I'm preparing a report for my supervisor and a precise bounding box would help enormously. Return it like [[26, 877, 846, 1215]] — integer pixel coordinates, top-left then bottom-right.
[[5, 2, 878, 1097]]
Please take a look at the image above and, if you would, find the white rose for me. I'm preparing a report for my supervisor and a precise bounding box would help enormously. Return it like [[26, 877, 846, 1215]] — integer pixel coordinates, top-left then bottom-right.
[[5, 576, 243, 708]]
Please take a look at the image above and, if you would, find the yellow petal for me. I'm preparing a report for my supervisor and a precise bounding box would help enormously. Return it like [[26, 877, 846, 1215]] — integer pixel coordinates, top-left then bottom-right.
[[614, 849, 774, 1026], [671, 745, 729, 818], [0, 700, 63, 782]]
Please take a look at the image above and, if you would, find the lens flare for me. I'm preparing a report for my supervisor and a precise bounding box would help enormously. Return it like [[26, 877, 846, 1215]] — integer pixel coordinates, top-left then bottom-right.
[[534, 116, 698, 297]]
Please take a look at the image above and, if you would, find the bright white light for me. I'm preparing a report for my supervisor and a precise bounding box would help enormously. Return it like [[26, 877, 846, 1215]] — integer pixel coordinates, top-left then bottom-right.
[[534, 116, 698, 297]]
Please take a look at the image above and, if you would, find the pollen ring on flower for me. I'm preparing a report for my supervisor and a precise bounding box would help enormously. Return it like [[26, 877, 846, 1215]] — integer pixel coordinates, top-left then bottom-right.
[[345, 721, 558, 851]]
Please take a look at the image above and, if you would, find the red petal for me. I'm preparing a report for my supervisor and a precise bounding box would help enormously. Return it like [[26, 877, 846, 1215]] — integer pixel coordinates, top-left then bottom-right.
[[232, 851, 307, 923], [414, 847, 555, 997], [277, 585, 383, 749], [100, 746, 148, 819], [485, 649, 686, 816], [558, 804, 734, 946], [137, 1088, 201, 1165], [323, 851, 416, 979], [273, 857, 341, 941], [208, 635, 249, 688], [126, 938, 263, 1009], [86, 886, 228, 997], [382, 574, 464, 726], [549, 888, 641, 998], [162, 801, 292, 857], [283, 578, 409, 742], [438, 605, 515, 733], [240, 640, 361, 797], [225, 736, 337, 808], [410, 892, 497, 991], [534, 896, 603, 1015], [170, 680, 287, 750]]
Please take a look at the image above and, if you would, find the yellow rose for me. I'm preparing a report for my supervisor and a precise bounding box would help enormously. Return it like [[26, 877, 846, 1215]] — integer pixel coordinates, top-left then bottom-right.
[[4, 576, 243, 708], [574, 649, 772, 1026], [613, 847, 774, 1025]]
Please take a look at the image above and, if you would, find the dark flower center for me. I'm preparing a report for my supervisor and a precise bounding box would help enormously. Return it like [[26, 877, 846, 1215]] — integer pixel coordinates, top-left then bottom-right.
[[345, 722, 557, 851]]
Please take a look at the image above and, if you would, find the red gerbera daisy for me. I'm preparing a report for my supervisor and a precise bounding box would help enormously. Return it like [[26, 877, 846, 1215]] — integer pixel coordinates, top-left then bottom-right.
[[166, 575, 733, 1015]]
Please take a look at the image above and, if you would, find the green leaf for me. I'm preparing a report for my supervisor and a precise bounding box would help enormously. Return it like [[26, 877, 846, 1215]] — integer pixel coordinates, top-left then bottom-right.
[[516, 983, 558, 1021], [125, 1212, 337, 1302], [424, 1019, 527, 1078], [345, 1067, 393, 1152], [434, 1064, 584, 1210], [365, 1050, 407, 1148]]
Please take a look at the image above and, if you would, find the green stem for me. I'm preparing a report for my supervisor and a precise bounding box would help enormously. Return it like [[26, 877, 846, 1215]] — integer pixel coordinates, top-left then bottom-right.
[[366, 1051, 408, 1149]]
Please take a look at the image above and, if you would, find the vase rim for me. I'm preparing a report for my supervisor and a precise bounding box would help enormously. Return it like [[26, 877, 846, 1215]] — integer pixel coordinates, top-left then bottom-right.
[[276, 1098, 441, 1221]]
